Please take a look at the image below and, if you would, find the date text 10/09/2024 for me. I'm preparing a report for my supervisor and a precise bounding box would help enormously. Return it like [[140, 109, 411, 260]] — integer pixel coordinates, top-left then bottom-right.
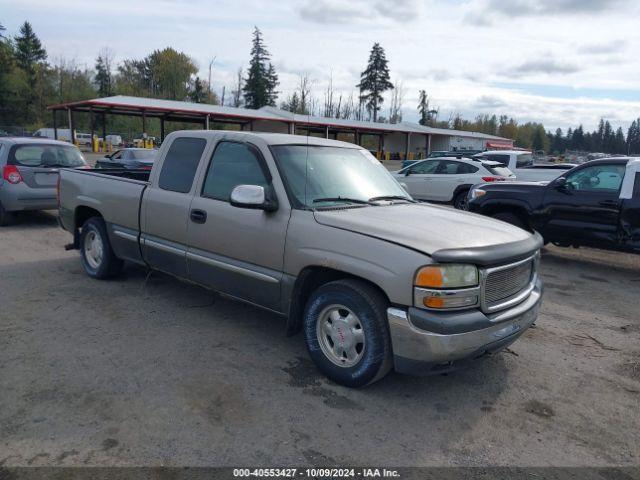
[[233, 468, 401, 478]]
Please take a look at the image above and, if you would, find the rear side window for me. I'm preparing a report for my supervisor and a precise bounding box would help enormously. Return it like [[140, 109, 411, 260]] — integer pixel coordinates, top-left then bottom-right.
[[158, 137, 206, 193], [202, 141, 269, 201], [457, 163, 479, 174], [516, 154, 533, 168]]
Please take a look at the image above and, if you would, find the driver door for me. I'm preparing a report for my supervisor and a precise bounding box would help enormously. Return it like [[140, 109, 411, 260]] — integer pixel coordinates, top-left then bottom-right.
[[542, 163, 625, 247], [401, 160, 441, 200]]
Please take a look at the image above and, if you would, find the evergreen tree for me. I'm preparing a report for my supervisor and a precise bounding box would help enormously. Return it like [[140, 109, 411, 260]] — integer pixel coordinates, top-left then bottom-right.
[[190, 76, 205, 103], [417, 90, 430, 126], [627, 119, 640, 155], [94, 55, 112, 97], [14, 22, 46, 74], [614, 127, 626, 154], [552, 128, 564, 153], [357, 43, 393, 122], [243, 27, 278, 109]]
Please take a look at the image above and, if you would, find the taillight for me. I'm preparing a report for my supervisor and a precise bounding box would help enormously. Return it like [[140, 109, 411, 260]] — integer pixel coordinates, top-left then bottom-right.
[[481, 176, 506, 182], [3, 165, 23, 184]]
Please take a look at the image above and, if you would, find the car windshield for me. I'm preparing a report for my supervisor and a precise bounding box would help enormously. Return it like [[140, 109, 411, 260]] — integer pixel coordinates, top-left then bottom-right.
[[272, 145, 411, 208], [130, 150, 156, 160], [11, 144, 86, 168]]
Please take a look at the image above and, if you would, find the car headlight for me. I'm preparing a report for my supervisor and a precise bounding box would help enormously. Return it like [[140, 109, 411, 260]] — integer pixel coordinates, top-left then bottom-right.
[[470, 188, 486, 200], [415, 264, 478, 288], [414, 264, 480, 310]]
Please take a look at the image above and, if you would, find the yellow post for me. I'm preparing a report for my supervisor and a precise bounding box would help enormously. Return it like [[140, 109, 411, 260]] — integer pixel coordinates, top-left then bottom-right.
[[92, 135, 98, 153], [385, 152, 390, 161]]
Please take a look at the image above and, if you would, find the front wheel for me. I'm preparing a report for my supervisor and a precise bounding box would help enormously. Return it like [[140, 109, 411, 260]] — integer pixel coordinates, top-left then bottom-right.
[[80, 217, 123, 279], [303, 279, 393, 387], [492, 212, 527, 230]]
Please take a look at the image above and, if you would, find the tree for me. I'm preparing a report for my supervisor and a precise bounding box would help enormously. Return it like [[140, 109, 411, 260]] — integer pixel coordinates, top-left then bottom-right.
[[243, 27, 279, 109], [0, 22, 5, 38], [94, 49, 113, 97], [14, 21, 46, 74], [357, 43, 393, 122], [231, 67, 243, 108], [190, 76, 205, 103], [417, 90, 430, 126], [388, 79, 404, 124]]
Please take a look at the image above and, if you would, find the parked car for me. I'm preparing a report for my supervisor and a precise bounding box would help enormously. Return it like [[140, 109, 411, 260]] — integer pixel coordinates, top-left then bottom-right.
[[473, 150, 573, 182], [59, 131, 543, 387], [95, 148, 157, 170], [0, 137, 87, 225], [393, 157, 515, 209], [401, 150, 482, 169], [468, 157, 640, 253]]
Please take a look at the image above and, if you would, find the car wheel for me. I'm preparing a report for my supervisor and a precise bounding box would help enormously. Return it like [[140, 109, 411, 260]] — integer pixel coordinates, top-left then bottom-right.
[[492, 212, 527, 230], [0, 202, 15, 226], [303, 279, 393, 388], [453, 190, 469, 210], [80, 217, 124, 279]]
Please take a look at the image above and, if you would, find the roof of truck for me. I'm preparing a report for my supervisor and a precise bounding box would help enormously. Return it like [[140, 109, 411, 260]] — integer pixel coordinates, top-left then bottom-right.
[[167, 130, 364, 148], [0, 137, 79, 147]]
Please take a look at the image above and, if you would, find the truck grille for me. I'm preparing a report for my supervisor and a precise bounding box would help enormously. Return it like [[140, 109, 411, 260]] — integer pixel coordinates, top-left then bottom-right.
[[483, 258, 534, 311]]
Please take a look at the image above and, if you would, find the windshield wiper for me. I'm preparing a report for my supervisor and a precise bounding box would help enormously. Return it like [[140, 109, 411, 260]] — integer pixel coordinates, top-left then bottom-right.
[[312, 197, 371, 205], [368, 195, 414, 203]]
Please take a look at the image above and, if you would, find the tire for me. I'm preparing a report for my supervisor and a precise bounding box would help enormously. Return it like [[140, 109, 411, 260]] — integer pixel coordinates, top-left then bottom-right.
[[303, 279, 393, 388], [492, 212, 527, 231], [80, 217, 123, 279], [0, 202, 15, 226], [453, 190, 469, 210]]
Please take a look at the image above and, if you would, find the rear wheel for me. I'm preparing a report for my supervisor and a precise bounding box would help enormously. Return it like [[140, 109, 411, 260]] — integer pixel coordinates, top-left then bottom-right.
[[80, 217, 123, 279], [453, 190, 469, 210], [0, 202, 15, 226], [492, 211, 527, 231], [303, 279, 393, 387]]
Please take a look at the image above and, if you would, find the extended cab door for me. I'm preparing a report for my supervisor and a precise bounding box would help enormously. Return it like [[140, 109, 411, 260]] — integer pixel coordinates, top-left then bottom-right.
[[141, 136, 209, 278], [186, 139, 290, 311], [542, 162, 625, 247]]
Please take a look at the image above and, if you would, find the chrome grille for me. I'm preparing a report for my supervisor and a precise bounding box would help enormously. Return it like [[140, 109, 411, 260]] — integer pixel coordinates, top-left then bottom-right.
[[483, 258, 534, 310]]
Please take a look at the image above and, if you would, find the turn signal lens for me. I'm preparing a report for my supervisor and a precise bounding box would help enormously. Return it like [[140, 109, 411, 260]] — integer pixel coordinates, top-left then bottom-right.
[[423, 295, 478, 309], [415, 264, 478, 288], [2, 165, 23, 184]]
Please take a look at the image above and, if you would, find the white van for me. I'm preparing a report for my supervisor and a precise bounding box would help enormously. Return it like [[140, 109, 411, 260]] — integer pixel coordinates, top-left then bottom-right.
[[105, 134, 123, 146]]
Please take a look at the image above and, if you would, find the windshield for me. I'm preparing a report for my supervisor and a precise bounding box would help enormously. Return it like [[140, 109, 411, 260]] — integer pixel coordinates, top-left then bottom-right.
[[516, 153, 534, 168], [10, 144, 86, 168], [272, 145, 411, 208], [130, 149, 156, 160]]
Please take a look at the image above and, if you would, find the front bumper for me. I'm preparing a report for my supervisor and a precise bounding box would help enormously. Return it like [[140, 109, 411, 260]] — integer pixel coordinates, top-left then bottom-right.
[[388, 279, 542, 375]]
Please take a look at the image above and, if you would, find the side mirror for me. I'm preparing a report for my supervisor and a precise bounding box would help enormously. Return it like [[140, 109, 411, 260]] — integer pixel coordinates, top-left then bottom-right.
[[230, 185, 277, 212], [553, 177, 567, 190], [404, 170, 412, 176]]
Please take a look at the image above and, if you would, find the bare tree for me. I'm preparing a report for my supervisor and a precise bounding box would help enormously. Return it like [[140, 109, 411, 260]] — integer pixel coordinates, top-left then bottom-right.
[[323, 72, 335, 118], [231, 67, 243, 108], [388, 78, 404, 124]]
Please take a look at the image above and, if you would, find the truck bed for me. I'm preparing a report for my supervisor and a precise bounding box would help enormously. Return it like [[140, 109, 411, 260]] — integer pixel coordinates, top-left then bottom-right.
[[58, 168, 149, 236]]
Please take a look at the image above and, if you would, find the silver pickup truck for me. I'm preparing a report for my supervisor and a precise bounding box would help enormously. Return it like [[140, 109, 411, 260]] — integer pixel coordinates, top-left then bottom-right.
[[59, 131, 543, 387]]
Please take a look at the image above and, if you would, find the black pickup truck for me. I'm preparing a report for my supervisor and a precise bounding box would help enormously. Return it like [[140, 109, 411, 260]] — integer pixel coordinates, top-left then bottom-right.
[[468, 157, 640, 253]]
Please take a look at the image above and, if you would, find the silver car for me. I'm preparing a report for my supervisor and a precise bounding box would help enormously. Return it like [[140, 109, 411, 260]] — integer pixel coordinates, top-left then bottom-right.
[[0, 137, 87, 225]]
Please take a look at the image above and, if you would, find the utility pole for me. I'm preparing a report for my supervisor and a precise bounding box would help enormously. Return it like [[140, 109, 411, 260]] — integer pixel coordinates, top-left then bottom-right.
[[208, 56, 216, 103], [221, 86, 226, 106]]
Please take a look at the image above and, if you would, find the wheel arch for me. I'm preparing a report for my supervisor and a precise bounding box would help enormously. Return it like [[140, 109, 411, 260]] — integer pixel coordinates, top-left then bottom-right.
[[285, 266, 390, 336], [72, 206, 104, 249], [482, 201, 532, 230]]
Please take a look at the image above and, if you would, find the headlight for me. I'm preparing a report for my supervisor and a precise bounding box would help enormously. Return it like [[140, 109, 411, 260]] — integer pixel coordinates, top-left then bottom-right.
[[414, 264, 479, 310], [415, 264, 478, 288], [470, 188, 486, 200]]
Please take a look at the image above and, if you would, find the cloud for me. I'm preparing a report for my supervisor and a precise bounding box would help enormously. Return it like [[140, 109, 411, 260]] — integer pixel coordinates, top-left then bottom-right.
[[503, 59, 581, 78], [298, 0, 421, 24], [465, 0, 630, 25], [474, 95, 508, 109], [577, 40, 627, 55]]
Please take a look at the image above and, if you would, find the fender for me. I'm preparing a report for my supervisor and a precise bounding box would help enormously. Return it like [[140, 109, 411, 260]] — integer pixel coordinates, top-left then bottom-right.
[[451, 184, 474, 201]]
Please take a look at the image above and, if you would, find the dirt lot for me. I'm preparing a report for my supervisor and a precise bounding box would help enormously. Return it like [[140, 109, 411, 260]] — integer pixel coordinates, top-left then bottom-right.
[[0, 211, 639, 467]]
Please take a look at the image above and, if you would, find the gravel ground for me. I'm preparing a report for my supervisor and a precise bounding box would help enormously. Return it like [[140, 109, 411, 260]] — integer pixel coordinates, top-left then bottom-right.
[[0, 211, 639, 467]]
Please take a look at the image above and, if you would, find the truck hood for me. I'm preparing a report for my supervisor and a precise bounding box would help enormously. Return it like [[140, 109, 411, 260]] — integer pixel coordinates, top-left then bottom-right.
[[313, 203, 533, 258]]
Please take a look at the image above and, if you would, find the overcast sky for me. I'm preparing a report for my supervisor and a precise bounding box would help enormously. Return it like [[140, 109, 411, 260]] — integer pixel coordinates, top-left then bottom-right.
[[2, 0, 640, 131]]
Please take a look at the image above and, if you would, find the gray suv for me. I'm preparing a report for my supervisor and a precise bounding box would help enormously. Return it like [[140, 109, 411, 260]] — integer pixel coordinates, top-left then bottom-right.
[[0, 137, 87, 225]]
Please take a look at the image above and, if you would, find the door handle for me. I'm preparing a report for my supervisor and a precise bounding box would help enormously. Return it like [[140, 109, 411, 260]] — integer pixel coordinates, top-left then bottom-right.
[[190, 209, 207, 224]]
